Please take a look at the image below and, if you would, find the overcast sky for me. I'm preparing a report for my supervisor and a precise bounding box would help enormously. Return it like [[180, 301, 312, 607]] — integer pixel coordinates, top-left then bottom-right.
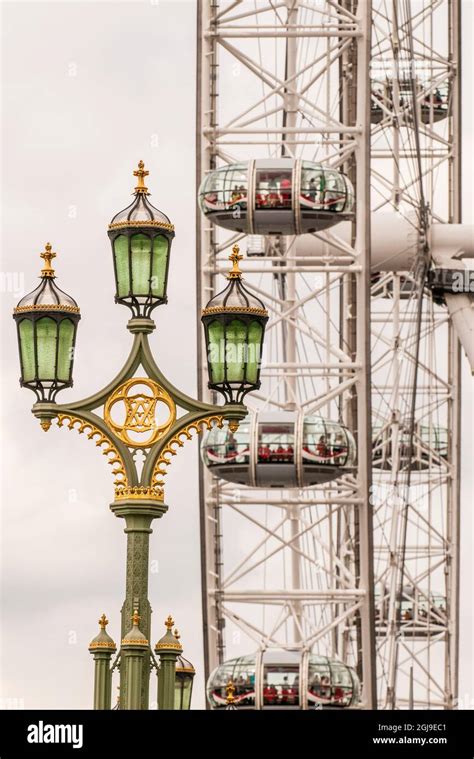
[[0, 0, 472, 710]]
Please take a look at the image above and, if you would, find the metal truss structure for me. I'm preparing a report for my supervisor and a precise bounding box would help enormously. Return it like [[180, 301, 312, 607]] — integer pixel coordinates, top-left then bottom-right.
[[369, 0, 461, 709], [196, 0, 464, 710]]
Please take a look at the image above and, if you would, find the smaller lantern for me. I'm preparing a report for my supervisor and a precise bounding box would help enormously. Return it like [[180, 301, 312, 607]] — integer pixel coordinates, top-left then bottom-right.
[[108, 160, 175, 318], [173, 630, 195, 710], [201, 244, 268, 405], [13, 243, 80, 404]]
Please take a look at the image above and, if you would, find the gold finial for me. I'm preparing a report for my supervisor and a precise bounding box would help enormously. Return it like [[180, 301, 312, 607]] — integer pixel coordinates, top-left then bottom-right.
[[173, 628, 180, 640], [228, 243, 243, 279], [99, 613, 109, 629], [131, 609, 140, 626], [133, 160, 149, 194], [40, 419, 52, 432], [226, 680, 236, 705], [228, 420, 240, 434], [165, 614, 174, 630], [40, 242, 56, 278]]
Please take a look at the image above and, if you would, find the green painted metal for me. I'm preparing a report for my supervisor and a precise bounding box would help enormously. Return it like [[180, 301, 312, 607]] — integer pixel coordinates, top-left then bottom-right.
[[90, 651, 113, 710], [157, 655, 178, 710], [155, 626, 181, 710], [121, 645, 149, 710], [88, 621, 116, 710], [28, 318, 250, 710], [121, 614, 149, 710], [32, 323, 247, 494], [110, 502, 167, 710]]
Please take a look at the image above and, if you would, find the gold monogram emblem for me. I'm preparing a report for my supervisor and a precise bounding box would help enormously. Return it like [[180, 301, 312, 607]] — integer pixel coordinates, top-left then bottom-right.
[[104, 378, 176, 448]]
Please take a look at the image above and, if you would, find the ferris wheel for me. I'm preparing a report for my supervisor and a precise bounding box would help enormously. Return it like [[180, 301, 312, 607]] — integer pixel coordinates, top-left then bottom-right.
[[368, 0, 465, 709], [195, 0, 468, 710]]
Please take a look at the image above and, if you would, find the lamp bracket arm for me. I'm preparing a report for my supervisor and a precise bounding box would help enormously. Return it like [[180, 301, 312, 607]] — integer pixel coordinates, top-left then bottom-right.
[[141, 408, 226, 487], [139, 334, 218, 415], [58, 334, 143, 414], [49, 407, 138, 488]]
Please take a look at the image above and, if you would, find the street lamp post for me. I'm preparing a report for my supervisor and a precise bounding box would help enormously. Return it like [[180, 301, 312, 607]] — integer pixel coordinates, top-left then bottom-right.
[[12, 162, 268, 710], [88, 614, 116, 710], [155, 615, 182, 710]]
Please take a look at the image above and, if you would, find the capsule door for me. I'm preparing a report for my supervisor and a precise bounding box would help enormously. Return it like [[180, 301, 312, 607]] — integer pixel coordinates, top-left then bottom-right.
[[262, 661, 300, 708]]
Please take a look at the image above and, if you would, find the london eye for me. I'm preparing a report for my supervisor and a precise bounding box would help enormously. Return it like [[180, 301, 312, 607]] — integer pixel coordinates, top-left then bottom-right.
[[195, 0, 471, 710]]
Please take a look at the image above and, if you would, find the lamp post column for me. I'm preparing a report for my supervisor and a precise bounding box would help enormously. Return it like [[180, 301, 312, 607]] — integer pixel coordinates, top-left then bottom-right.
[[121, 610, 149, 710], [111, 500, 168, 710], [155, 615, 182, 710], [88, 614, 116, 710]]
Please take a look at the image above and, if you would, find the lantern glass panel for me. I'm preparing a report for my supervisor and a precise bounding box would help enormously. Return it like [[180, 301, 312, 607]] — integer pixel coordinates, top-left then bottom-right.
[[246, 320, 263, 383], [130, 233, 152, 294], [208, 320, 225, 383], [174, 678, 193, 710], [19, 319, 35, 382], [57, 319, 75, 381], [36, 317, 57, 380], [151, 235, 168, 298], [114, 235, 130, 297], [226, 318, 246, 382]]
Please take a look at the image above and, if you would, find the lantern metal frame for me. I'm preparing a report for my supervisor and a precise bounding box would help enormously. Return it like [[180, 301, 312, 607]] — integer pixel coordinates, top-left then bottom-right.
[[108, 225, 174, 318], [13, 310, 81, 402], [174, 653, 196, 710], [13, 243, 81, 404], [107, 161, 175, 319], [201, 245, 268, 405]]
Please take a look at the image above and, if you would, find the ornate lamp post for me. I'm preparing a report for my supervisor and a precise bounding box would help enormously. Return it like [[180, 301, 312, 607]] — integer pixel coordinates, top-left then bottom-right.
[[12, 162, 268, 710]]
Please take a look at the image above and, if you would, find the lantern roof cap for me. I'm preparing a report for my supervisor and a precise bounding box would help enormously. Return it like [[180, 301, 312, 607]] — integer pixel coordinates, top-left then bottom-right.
[[122, 609, 148, 646], [155, 614, 183, 652], [176, 653, 196, 674], [13, 243, 80, 315], [201, 245, 268, 318], [108, 161, 174, 233], [89, 613, 117, 652]]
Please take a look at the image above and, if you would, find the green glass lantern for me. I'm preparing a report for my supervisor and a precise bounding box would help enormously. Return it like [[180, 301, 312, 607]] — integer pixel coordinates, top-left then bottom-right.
[[201, 244, 268, 405], [12, 243, 80, 403], [174, 651, 196, 710], [108, 160, 175, 318]]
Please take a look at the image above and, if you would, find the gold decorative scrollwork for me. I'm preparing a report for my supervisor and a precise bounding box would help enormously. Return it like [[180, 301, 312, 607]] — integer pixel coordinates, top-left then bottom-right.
[[57, 414, 128, 493], [104, 378, 176, 449], [151, 415, 224, 491]]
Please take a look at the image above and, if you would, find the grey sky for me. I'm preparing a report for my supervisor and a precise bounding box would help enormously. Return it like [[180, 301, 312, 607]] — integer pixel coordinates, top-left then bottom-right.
[[1, 0, 472, 710]]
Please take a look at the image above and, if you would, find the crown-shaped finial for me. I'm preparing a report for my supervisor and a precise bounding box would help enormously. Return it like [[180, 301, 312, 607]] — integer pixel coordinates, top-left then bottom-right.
[[99, 613, 109, 629], [165, 614, 174, 630], [228, 244, 243, 279], [40, 242, 56, 278], [133, 160, 149, 194]]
